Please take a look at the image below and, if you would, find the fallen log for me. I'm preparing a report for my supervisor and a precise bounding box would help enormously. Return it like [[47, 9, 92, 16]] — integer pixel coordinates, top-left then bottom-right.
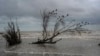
[[31, 38, 62, 44]]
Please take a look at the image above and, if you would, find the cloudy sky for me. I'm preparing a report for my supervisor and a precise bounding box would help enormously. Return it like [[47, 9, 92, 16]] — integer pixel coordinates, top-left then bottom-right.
[[0, 0, 100, 31]]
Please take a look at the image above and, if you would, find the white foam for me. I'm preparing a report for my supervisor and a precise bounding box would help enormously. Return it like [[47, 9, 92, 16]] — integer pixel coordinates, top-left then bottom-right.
[[4, 50, 83, 56]]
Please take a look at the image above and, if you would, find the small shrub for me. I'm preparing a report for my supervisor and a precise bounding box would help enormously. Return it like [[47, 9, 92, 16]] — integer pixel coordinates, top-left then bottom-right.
[[2, 20, 21, 46]]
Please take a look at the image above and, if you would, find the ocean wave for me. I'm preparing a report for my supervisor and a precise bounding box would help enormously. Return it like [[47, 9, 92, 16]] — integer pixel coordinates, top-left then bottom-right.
[[4, 50, 83, 56]]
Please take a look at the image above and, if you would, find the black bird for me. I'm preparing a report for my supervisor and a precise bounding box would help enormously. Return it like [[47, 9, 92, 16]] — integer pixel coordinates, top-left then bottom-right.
[[67, 14, 69, 16]]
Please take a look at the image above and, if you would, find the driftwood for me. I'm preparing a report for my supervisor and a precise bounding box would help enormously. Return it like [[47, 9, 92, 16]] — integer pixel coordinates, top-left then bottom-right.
[[32, 38, 62, 44], [32, 9, 89, 44]]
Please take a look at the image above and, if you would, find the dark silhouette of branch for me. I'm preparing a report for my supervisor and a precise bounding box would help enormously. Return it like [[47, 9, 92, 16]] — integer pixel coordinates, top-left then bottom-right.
[[2, 17, 21, 46], [32, 9, 89, 44]]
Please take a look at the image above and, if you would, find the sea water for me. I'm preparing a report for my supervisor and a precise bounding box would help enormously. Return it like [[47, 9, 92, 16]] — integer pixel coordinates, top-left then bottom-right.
[[0, 31, 100, 56]]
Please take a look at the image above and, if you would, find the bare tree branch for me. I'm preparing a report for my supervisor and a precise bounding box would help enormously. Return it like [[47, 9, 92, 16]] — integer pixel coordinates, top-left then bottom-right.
[[32, 9, 89, 44]]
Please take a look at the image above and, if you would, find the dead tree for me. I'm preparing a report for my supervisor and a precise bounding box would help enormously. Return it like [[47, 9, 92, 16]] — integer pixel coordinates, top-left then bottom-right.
[[32, 9, 89, 44], [2, 18, 21, 46]]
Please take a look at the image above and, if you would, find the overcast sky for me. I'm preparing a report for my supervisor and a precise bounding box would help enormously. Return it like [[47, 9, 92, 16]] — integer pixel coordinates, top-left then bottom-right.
[[0, 0, 100, 31]]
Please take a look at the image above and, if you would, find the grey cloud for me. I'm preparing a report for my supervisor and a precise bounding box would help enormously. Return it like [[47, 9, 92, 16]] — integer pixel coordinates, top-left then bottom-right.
[[0, 0, 100, 31], [0, 0, 98, 17], [0, 0, 100, 20]]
